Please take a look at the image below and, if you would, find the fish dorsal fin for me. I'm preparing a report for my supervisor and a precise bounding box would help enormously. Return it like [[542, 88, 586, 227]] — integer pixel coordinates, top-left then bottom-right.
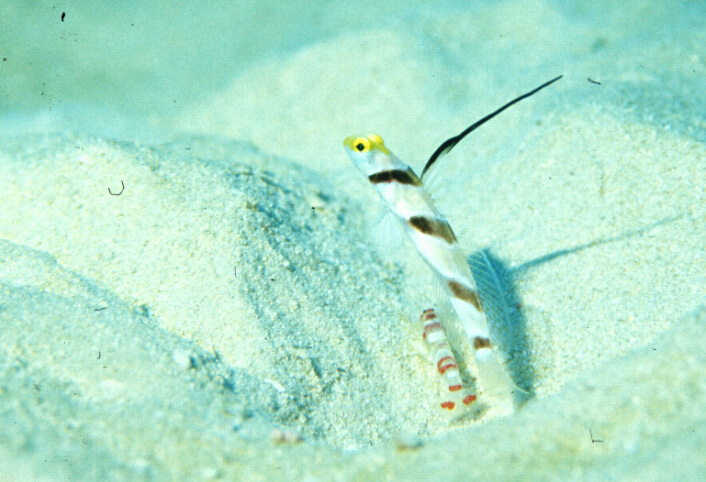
[[420, 75, 563, 181]]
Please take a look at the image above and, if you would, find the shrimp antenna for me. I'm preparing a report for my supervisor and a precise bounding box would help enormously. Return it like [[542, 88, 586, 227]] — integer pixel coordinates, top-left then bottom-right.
[[420, 75, 563, 180]]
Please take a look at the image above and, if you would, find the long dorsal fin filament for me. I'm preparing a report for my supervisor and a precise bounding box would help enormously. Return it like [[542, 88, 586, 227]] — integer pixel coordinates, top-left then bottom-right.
[[420, 75, 563, 180]]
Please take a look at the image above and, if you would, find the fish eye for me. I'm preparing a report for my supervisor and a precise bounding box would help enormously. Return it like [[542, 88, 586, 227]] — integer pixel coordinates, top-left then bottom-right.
[[353, 137, 371, 153], [369, 134, 384, 145]]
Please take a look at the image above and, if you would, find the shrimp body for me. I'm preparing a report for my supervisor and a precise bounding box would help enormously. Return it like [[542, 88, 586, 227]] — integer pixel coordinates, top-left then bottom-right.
[[420, 308, 477, 412]]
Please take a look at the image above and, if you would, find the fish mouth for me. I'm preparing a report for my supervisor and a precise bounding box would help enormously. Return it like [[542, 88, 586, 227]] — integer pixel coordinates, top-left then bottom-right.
[[343, 135, 360, 151]]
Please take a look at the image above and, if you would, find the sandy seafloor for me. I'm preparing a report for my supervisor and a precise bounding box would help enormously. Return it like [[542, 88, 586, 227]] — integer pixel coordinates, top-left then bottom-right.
[[1, 0, 705, 479]]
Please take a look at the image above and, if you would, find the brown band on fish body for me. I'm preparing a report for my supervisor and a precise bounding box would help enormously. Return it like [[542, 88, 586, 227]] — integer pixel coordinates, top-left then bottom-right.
[[447, 280, 483, 312], [368, 168, 422, 186], [408, 216, 457, 244], [473, 336, 491, 350]]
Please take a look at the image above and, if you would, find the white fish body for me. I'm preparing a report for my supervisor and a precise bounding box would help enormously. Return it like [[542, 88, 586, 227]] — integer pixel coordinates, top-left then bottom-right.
[[344, 133, 518, 412]]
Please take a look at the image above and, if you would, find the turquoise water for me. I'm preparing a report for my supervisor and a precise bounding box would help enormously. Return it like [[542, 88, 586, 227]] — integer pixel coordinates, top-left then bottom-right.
[[1, 1, 705, 479]]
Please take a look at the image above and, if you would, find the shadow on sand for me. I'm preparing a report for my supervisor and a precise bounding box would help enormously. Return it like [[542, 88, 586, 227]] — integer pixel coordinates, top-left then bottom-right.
[[470, 214, 683, 396]]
